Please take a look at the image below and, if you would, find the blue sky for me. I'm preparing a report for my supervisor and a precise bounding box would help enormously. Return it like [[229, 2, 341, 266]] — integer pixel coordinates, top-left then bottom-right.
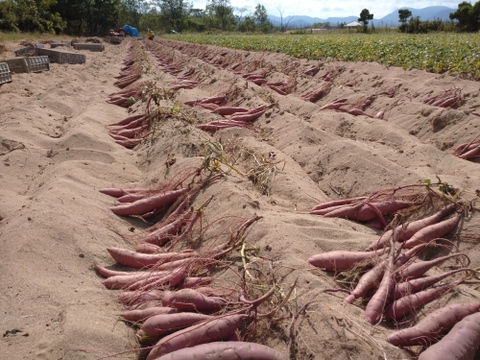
[[191, 0, 461, 19]]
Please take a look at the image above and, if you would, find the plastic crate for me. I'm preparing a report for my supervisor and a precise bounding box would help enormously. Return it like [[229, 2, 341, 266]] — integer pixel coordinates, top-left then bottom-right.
[[4, 58, 29, 73], [72, 43, 105, 52], [105, 36, 123, 44], [51, 42, 71, 48], [14, 44, 44, 57], [35, 48, 86, 64], [25, 56, 50, 73], [0, 62, 12, 85]]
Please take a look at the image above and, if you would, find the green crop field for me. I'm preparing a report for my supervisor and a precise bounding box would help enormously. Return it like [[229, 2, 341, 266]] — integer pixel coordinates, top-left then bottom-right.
[[167, 32, 480, 81]]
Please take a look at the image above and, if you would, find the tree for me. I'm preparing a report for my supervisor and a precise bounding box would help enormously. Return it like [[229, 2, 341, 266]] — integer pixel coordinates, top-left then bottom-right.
[[12, 0, 66, 33], [86, 0, 121, 34], [237, 15, 255, 32], [53, 0, 120, 35], [449, 1, 480, 32], [185, 8, 206, 32], [406, 15, 421, 33], [233, 6, 249, 23], [254, 4, 271, 33], [118, 0, 149, 30], [141, 7, 162, 31], [0, 0, 19, 32], [358, 8, 373, 33], [156, 0, 190, 32], [52, 0, 88, 34], [205, 0, 235, 31], [398, 8, 412, 32]]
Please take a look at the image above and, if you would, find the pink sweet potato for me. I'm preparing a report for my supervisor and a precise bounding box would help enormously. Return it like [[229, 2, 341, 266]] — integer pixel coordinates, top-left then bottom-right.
[[110, 188, 189, 217], [161, 288, 227, 312], [418, 311, 480, 360], [387, 302, 480, 346], [142, 312, 213, 337], [146, 314, 245, 359], [106, 247, 198, 269], [120, 306, 178, 323], [402, 214, 462, 248], [308, 248, 385, 272], [154, 341, 286, 360]]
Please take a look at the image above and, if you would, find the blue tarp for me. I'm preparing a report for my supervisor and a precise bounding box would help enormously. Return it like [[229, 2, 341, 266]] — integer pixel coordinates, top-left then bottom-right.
[[123, 25, 139, 38]]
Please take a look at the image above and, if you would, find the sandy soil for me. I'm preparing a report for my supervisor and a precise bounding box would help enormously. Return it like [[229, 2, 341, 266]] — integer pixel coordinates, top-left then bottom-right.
[[0, 36, 479, 360]]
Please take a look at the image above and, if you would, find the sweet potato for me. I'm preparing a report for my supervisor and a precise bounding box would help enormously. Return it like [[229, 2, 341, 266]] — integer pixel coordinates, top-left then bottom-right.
[[120, 306, 178, 323], [179, 277, 214, 289], [402, 214, 462, 248], [388, 302, 480, 346], [110, 188, 189, 217], [364, 244, 396, 324], [103, 270, 169, 290], [108, 114, 145, 127], [229, 108, 266, 123], [136, 243, 165, 254], [310, 196, 366, 213], [308, 248, 385, 272], [366, 204, 456, 251], [153, 341, 286, 360], [161, 288, 227, 312], [145, 314, 245, 359], [395, 252, 468, 282], [142, 312, 213, 337], [106, 247, 198, 269], [94, 263, 130, 278], [116, 192, 148, 203], [385, 284, 452, 320], [119, 290, 163, 306], [344, 259, 387, 303], [211, 107, 249, 116], [143, 207, 194, 246], [417, 312, 480, 360], [323, 200, 412, 222], [393, 268, 470, 301], [155, 258, 194, 271]]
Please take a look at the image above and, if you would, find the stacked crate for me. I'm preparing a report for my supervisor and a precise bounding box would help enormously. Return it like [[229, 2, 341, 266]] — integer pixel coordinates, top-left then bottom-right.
[[50, 42, 72, 48], [4, 58, 29, 73], [0, 62, 12, 85], [36, 48, 86, 64], [4, 56, 50, 73], [25, 56, 50, 72], [72, 43, 105, 52], [14, 44, 44, 57]]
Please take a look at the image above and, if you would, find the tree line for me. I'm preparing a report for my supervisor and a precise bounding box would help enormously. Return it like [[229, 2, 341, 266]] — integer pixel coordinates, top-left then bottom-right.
[[397, 2, 480, 33], [0, 0, 272, 35], [1, 0, 480, 36]]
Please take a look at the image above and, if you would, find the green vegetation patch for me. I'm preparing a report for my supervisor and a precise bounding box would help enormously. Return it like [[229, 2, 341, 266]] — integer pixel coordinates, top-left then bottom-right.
[[168, 33, 480, 80]]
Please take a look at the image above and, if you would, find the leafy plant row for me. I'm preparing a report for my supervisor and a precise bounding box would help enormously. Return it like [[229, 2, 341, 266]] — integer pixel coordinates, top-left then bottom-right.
[[168, 33, 480, 80]]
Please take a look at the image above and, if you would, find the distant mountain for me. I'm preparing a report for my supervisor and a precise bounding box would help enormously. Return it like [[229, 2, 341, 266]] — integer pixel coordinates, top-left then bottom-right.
[[268, 6, 456, 28], [374, 6, 455, 26], [268, 15, 357, 28]]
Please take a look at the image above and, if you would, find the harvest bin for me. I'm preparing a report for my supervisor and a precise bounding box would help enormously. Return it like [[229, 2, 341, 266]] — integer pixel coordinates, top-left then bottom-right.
[[4, 58, 28, 73], [25, 56, 50, 73], [72, 43, 105, 52], [50, 42, 71, 48], [0, 62, 12, 84], [4, 56, 50, 74], [35, 48, 86, 64], [14, 44, 44, 57]]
